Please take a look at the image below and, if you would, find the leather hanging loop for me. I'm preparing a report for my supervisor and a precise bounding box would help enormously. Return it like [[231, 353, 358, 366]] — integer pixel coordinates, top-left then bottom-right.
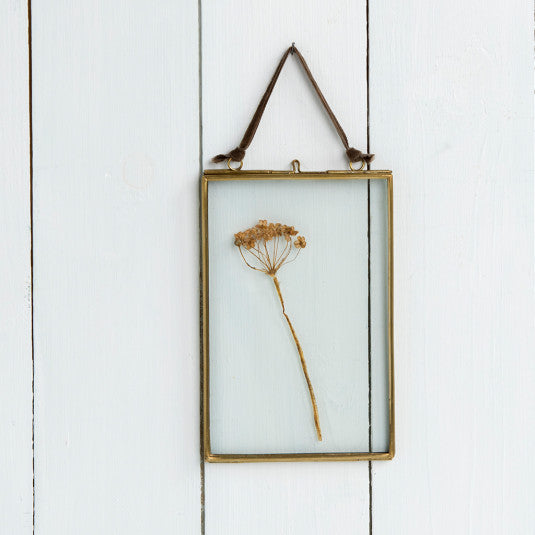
[[212, 147, 246, 163], [212, 44, 374, 165], [346, 147, 374, 164]]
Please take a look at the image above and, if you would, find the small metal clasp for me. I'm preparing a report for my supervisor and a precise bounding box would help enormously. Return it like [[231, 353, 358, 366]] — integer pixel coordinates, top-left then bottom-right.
[[290, 159, 301, 173], [227, 158, 243, 171], [349, 160, 366, 171]]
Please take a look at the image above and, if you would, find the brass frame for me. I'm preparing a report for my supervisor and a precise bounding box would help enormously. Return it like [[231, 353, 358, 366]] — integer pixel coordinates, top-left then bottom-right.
[[201, 168, 394, 462]]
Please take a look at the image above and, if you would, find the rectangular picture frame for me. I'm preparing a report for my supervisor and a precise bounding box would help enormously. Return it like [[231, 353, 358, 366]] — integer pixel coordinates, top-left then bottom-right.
[[201, 168, 394, 462]]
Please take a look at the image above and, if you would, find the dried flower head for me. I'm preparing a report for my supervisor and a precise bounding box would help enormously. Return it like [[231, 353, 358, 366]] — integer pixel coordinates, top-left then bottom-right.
[[234, 219, 307, 276]]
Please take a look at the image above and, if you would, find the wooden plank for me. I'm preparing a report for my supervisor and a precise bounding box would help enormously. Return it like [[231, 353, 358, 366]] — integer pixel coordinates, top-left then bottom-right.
[[202, 1, 370, 532], [370, 0, 534, 532], [0, 1, 33, 533], [31, 2, 201, 533]]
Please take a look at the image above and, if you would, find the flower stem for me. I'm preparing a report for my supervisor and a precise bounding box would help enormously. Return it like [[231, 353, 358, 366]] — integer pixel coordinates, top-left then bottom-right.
[[272, 276, 322, 441]]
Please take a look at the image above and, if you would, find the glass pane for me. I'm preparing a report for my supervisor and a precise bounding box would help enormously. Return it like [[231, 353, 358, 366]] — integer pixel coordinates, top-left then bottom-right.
[[207, 178, 389, 455]]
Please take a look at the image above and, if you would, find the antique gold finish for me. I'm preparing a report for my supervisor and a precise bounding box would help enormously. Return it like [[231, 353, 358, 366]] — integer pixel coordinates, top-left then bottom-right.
[[226, 158, 244, 171], [290, 159, 301, 173], [349, 159, 366, 171], [201, 168, 394, 462]]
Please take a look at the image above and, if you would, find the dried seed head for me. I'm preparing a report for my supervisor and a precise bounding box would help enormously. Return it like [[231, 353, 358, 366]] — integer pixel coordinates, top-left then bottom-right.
[[234, 220, 306, 275], [295, 236, 306, 249]]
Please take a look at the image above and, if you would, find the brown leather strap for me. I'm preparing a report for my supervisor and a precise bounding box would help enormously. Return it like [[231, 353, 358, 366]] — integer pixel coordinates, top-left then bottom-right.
[[212, 44, 374, 165]]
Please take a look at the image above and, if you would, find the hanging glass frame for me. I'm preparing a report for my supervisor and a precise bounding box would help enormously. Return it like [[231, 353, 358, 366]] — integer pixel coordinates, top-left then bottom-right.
[[201, 166, 394, 462]]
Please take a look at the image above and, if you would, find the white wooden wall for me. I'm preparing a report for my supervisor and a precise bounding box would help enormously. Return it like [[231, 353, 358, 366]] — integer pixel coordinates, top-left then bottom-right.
[[1, 0, 533, 533]]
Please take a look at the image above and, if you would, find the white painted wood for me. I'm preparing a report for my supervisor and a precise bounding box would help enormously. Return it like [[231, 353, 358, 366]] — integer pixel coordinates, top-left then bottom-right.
[[202, 3, 368, 173], [370, 0, 534, 533], [31, 2, 200, 533], [0, 0, 526, 532], [0, 2, 33, 533], [205, 462, 369, 534], [202, 0, 371, 532]]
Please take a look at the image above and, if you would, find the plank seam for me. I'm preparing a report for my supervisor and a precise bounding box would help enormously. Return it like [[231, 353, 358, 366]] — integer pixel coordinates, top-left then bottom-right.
[[198, 0, 205, 533], [366, 0, 373, 532], [27, 1, 35, 533]]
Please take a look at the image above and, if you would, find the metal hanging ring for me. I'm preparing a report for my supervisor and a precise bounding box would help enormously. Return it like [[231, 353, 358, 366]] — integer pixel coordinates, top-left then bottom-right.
[[227, 158, 244, 171], [290, 159, 301, 173], [349, 160, 366, 171]]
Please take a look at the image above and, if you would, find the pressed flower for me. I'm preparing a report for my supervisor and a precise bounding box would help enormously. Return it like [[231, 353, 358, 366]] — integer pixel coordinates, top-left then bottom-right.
[[233, 219, 321, 440]]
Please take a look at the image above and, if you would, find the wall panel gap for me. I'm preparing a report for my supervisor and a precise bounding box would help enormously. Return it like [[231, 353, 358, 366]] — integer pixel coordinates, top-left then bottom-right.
[[366, 0, 373, 532], [198, 0, 205, 532], [27, 1, 35, 533]]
